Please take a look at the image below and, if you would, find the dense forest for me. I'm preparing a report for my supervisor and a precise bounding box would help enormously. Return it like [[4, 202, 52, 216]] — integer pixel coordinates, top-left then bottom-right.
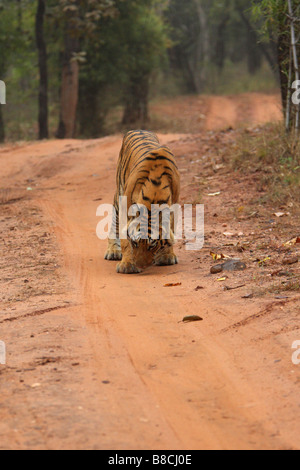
[[0, 0, 299, 141]]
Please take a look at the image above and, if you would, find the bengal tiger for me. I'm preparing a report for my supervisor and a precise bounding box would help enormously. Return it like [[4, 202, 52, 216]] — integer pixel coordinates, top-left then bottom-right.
[[105, 130, 180, 274]]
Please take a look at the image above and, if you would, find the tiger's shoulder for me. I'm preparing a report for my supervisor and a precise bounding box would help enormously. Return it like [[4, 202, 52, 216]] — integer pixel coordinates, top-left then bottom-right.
[[118, 130, 180, 205]]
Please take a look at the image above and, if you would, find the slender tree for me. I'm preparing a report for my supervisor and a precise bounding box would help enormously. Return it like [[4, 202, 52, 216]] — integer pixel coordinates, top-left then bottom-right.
[[277, 4, 290, 117], [56, 1, 80, 139], [56, 33, 80, 139], [237, 6, 277, 74], [36, 0, 49, 139], [167, 0, 211, 94], [193, 0, 210, 91], [288, 0, 300, 132], [121, 0, 168, 126], [214, 12, 230, 70], [0, 0, 8, 142], [55, 0, 116, 139], [251, 0, 300, 132]]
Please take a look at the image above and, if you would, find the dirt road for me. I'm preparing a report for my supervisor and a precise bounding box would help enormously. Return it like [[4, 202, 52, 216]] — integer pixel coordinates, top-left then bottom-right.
[[0, 93, 299, 450], [151, 92, 282, 133]]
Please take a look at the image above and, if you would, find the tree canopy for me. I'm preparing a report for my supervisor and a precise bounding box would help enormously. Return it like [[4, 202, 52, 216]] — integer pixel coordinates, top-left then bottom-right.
[[0, 0, 298, 141]]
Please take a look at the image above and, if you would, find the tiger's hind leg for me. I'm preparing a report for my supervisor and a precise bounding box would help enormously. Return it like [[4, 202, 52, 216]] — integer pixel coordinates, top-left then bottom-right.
[[154, 244, 178, 266]]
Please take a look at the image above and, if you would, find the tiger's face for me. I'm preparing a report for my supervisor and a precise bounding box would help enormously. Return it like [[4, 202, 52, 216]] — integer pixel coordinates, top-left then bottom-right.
[[130, 237, 174, 269], [128, 175, 174, 268], [136, 173, 172, 209]]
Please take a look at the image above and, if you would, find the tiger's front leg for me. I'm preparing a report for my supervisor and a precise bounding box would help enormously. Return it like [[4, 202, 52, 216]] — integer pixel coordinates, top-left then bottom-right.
[[104, 198, 122, 261], [154, 231, 178, 266], [105, 238, 122, 261], [154, 244, 178, 266], [117, 239, 142, 274]]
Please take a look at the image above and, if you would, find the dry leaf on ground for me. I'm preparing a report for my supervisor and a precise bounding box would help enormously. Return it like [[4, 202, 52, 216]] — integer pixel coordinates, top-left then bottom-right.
[[164, 283, 182, 287]]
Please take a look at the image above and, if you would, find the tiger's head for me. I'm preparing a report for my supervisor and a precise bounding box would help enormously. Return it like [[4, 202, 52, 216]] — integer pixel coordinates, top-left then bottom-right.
[[127, 185, 176, 268], [125, 148, 180, 268], [128, 222, 175, 269]]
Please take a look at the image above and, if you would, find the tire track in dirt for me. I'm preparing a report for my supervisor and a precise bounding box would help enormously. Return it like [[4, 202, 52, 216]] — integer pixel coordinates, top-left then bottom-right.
[[0, 305, 75, 324], [221, 298, 300, 333]]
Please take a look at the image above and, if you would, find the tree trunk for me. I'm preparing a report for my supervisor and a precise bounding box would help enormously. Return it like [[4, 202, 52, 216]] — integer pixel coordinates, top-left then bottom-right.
[[214, 14, 230, 71], [169, 47, 199, 93], [277, 21, 290, 116], [192, 0, 210, 93], [288, 0, 300, 132], [238, 7, 278, 77], [246, 24, 262, 74], [56, 18, 79, 139], [78, 84, 106, 138], [0, 106, 5, 143], [36, 0, 49, 140], [122, 75, 150, 127]]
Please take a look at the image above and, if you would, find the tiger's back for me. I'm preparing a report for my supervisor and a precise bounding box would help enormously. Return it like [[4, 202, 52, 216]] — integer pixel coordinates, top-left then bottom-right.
[[116, 130, 179, 201]]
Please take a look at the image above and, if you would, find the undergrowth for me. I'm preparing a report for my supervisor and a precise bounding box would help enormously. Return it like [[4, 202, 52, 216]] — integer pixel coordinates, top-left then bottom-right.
[[229, 123, 300, 204]]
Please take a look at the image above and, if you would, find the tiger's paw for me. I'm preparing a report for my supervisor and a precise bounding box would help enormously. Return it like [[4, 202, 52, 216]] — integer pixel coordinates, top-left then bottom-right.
[[104, 249, 122, 261], [116, 262, 142, 274], [155, 254, 178, 266]]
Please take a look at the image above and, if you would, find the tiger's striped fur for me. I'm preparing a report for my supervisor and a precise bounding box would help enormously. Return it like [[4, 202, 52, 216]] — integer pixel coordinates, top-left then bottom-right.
[[105, 130, 180, 274]]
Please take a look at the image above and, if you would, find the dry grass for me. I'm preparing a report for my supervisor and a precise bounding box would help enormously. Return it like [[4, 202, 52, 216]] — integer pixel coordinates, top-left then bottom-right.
[[254, 277, 300, 296], [229, 123, 300, 204]]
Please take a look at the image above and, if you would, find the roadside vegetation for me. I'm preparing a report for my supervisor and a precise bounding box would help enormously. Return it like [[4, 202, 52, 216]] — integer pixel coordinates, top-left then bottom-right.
[[229, 124, 300, 204], [0, 0, 291, 141]]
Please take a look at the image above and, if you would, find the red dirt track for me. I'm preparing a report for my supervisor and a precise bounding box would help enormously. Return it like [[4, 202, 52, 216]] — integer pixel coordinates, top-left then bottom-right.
[[0, 93, 299, 450]]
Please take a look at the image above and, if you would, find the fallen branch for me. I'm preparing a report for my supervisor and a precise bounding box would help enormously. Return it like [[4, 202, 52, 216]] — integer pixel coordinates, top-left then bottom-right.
[[223, 284, 246, 291]]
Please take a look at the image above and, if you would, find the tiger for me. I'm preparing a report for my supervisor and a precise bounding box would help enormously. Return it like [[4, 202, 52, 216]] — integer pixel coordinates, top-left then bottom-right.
[[105, 130, 180, 274]]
